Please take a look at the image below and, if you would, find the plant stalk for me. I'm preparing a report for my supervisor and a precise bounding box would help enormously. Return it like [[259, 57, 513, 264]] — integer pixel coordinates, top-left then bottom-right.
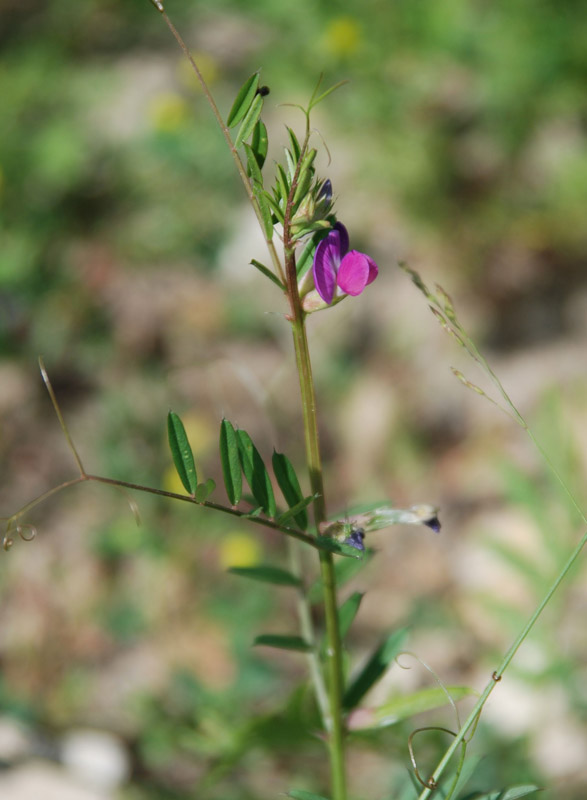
[[290, 313, 347, 800]]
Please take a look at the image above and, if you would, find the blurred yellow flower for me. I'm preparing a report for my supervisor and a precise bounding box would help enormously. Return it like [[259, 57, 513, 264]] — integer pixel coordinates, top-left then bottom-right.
[[218, 532, 262, 570], [177, 51, 220, 90], [149, 92, 189, 132], [162, 462, 187, 495], [323, 17, 362, 58], [162, 411, 216, 494]]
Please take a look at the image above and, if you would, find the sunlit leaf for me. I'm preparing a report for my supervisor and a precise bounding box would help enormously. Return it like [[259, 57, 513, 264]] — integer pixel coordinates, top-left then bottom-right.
[[235, 93, 263, 148], [229, 565, 302, 587], [226, 72, 260, 127], [167, 411, 197, 494], [254, 634, 312, 652], [236, 429, 276, 517], [219, 419, 242, 505], [347, 686, 474, 730], [272, 450, 308, 530], [343, 628, 409, 709]]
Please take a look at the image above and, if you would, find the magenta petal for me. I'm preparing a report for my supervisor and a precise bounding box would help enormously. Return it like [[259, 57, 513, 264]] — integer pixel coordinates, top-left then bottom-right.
[[365, 255, 378, 285], [313, 237, 338, 304], [336, 251, 371, 296]]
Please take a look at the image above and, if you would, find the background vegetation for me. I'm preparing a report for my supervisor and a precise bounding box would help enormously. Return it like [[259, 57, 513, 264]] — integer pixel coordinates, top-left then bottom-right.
[[1, 0, 587, 797]]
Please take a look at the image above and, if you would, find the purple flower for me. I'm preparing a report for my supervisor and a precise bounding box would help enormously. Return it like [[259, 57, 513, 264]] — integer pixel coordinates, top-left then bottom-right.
[[312, 222, 378, 305]]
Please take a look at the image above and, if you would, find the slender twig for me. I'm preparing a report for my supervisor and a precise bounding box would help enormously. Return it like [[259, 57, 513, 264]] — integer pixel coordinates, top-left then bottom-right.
[[288, 539, 330, 726], [156, 5, 286, 286], [39, 357, 86, 476], [417, 527, 587, 799]]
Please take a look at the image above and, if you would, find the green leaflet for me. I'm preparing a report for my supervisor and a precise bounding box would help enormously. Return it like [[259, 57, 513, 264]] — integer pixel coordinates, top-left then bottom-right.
[[338, 592, 364, 640], [219, 419, 242, 505], [343, 627, 409, 709], [286, 126, 301, 163], [226, 72, 260, 128], [250, 119, 268, 169], [236, 429, 276, 518], [194, 479, 215, 503], [276, 495, 316, 528], [252, 181, 274, 240], [254, 634, 312, 652], [250, 259, 285, 291], [243, 142, 263, 185], [229, 565, 302, 587], [272, 450, 308, 530], [234, 93, 263, 148], [167, 411, 197, 494]]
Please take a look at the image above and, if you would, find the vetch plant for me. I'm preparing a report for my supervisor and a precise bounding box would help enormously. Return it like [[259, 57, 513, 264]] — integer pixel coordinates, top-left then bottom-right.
[[2, 3, 586, 799]]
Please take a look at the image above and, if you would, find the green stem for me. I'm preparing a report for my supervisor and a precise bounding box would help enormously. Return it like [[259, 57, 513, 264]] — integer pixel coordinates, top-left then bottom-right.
[[288, 540, 330, 726], [159, 8, 286, 286], [290, 314, 347, 800], [279, 117, 346, 799], [417, 527, 587, 799]]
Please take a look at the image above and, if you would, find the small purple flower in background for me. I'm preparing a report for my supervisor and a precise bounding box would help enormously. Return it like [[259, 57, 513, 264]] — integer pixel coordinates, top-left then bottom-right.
[[312, 222, 378, 305]]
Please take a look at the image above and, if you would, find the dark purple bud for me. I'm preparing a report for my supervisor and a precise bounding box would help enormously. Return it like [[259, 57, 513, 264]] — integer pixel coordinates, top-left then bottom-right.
[[344, 528, 365, 551], [256, 85, 270, 97], [317, 179, 332, 205], [423, 516, 441, 533]]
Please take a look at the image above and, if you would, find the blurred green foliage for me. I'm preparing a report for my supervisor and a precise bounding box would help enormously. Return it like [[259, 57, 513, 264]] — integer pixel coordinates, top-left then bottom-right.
[[2, 0, 587, 798]]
